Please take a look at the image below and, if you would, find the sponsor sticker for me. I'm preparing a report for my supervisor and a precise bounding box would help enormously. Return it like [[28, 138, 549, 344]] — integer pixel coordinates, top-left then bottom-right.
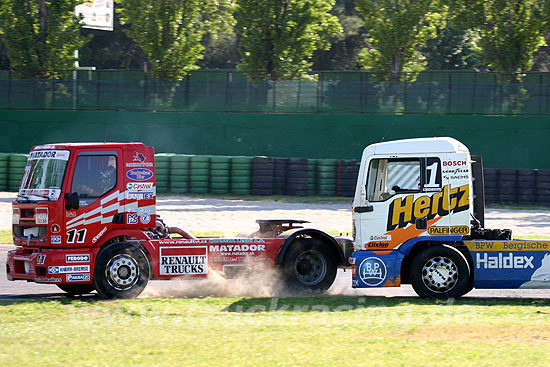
[[66, 211, 77, 218], [126, 182, 154, 191], [358, 257, 387, 286], [140, 213, 151, 225], [125, 152, 154, 168], [370, 234, 391, 241], [50, 224, 61, 233], [126, 191, 154, 200], [428, 226, 469, 235], [66, 273, 91, 282], [50, 235, 62, 244], [159, 247, 208, 275], [92, 227, 107, 244], [35, 212, 48, 225], [476, 253, 534, 269], [37, 255, 46, 265], [66, 254, 90, 263], [365, 242, 390, 249], [29, 150, 70, 161], [48, 265, 90, 274], [126, 168, 154, 181], [35, 277, 62, 283], [127, 213, 139, 224]]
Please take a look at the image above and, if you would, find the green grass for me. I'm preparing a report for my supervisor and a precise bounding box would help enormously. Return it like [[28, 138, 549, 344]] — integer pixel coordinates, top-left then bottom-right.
[[1, 296, 550, 366]]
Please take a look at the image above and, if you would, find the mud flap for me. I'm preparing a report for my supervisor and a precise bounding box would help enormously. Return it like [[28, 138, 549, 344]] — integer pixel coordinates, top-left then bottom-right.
[[351, 250, 404, 288]]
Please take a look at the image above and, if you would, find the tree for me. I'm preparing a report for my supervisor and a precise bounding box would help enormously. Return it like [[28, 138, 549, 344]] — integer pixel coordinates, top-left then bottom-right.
[[355, 0, 445, 81], [448, 0, 550, 83], [0, 0, 90, 78], [117, 0, 236, 80], [236, 0, 342, 80], [423, 26, 481, 70]]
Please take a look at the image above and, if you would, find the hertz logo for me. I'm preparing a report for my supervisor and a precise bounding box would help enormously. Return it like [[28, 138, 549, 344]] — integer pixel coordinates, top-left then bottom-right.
[[386, 184, 469, 231]]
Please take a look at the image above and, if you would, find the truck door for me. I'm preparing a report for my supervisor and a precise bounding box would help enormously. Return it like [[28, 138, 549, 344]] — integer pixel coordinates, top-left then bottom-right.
[[355, 156, 449, 250], [63, 150, 123, 246]]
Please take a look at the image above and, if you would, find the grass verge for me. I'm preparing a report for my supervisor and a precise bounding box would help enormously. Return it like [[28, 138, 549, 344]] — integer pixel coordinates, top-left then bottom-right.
[[1, 296, 550, 366]]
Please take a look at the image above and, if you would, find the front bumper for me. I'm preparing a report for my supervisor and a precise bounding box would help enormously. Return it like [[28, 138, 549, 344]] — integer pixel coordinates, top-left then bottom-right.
[[6, 247, 96, 284]]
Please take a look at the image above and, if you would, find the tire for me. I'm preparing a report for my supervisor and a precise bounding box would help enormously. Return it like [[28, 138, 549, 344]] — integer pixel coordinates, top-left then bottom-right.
[[93, 243, 150, 299], [282, 239, 337, 294], [409, 245, 471, 299], [57, 283, 95, 295]]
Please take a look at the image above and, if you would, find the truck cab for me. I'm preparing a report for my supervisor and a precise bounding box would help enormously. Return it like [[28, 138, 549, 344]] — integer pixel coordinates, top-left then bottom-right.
[[352, 137, 473, 251]]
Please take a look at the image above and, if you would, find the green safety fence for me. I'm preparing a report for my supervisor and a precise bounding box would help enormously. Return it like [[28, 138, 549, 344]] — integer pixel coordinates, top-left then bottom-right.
[[2, 70, 550, 115]]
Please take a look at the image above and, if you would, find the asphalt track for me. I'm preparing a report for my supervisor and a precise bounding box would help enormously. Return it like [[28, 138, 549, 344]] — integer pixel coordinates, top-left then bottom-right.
[[3, 245, 550, 300]]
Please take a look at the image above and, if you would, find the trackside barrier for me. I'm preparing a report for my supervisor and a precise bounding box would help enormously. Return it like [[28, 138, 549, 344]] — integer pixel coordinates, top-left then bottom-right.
[[2, 152, 549, 206]]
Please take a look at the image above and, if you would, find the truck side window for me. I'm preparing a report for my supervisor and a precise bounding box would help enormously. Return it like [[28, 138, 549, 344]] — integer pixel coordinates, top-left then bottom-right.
[[367, 158, 420, 202], [71, 155, 117, 205]]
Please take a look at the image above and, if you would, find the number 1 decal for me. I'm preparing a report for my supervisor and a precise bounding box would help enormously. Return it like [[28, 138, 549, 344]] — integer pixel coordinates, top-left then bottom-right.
[[67, 229, 87, 243], [424, 157, 442, 190]]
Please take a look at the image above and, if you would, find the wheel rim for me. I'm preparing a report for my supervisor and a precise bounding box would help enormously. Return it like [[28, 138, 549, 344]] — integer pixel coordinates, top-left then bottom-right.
[[293, 250, 327, 285], [105, 254, 139, 290], [421, 256, 458, 293]]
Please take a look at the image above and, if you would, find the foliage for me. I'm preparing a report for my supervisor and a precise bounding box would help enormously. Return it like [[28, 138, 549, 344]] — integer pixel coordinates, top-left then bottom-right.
[[117, 0, 236, 80], [423, 26, 482, 70], [236, 0, 342, 80], [356, 0, 446, 81], [448, 0, 549, 83], [312, 0, 367, 70], [0, 0, 90, 79]]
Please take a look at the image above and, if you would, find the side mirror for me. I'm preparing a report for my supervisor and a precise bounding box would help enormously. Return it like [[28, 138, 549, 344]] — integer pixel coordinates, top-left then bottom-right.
[[64, 192, 80, 211]]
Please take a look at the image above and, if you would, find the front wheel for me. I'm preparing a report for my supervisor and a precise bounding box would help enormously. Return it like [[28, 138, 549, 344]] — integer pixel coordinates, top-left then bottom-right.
[[409, 245, 471, 299], [57, 284, 95, 295], [282, 239, 337, 294], [93, 243, 150, 299]]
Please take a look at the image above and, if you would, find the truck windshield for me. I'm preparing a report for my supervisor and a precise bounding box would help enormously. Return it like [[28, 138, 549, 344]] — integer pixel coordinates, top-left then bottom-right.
[[18, 150, 70, 201]]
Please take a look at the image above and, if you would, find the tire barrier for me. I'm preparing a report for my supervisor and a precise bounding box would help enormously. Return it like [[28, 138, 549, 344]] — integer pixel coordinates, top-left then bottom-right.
[[287, 158, 308, 196], [9, 153, 28, 192], [317, 159, 337, 196], [1, 149, 550, 206], [337, 159, 359, 197], [170, 154, 190, 194], [231, 156, 252, 195], [210, 156, 231, 194], [251, 157, 274, 195], [190, 155, 211, 194], [154, 154, 172, 193], [0, 153, 8, 191]]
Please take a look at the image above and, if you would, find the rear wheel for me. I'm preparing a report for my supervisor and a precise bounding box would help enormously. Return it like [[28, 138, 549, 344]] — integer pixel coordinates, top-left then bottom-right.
[[93, 243, 150, 299], [282, 239, 337, 294], [57, 284, 95, 295], [409, 245, 471, 299]]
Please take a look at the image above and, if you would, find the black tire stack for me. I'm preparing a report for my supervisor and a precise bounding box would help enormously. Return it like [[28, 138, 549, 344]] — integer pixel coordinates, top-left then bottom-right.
[[497, 168, 517, 205], [286, 158, 308, 196], [273, 158, 288, 195], [0, 153, 8, 191], [154, 154, 171, 193], [210, 156, 231, 194], [536, 169, 550, 206], [337, 159, 359, 197], [317, 159, 337, 196], [169, 154, 190, 194], [190, 155, 210, 194], [231, 156, 252, 195], [251, 157, 274, 195], [517, 169, 537, 205], [307, 159, 318, 196], [483, 168, 498, 205], [9, 154, 27, 192]]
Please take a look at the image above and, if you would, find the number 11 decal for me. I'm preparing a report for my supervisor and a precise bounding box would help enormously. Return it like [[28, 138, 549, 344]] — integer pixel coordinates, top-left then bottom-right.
[[67, 228, 87, 243]]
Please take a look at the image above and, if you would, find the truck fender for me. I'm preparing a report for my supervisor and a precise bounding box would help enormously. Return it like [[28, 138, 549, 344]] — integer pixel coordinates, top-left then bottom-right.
[[275, 228, 346, 266]]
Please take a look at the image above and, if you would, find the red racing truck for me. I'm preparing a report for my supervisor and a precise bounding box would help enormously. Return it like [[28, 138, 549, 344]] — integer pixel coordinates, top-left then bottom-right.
[[7, 138, 550, 299], [6, 143, 349, 298]]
